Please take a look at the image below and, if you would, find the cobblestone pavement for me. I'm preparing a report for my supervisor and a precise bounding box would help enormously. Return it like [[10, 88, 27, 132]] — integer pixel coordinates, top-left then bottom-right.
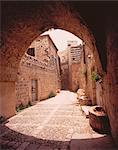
[[0, 91, 117, 150]]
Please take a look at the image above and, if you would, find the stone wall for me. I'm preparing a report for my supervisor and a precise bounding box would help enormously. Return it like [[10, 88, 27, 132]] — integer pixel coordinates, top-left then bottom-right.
[[16, 35, 61, 106], [68, 44, 84, 92], [58, 49, 69, 90], [58, 43, 97, 97], [102, 13, 118, 144], [84, 44, 97, 105], [0, 82, 16, 118]]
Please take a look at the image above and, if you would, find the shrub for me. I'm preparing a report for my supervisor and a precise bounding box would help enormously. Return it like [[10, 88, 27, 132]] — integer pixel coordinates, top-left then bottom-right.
[[48, 91, 56, 98], [91, 71, 100, 81], [16, 103, 24, 112], [16, 101, 32, 112], [26, 101, 32, 108]]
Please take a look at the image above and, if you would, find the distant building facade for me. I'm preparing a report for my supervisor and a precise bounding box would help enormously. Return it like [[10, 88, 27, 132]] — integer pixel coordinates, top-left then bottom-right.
[[68, 41, 84, 91], [16, 35, 61, 106], [58, 49, 69, 90], [58, 41, 83, 91], [59, 40, 98, 106]]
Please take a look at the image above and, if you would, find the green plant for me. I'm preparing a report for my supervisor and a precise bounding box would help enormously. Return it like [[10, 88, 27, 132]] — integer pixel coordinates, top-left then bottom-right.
[[91, 71, 100, 81], [48, 91, 56, 98], [16, 101, 32, 112], [16, 106, 21, 112], [26, 101, 32, 108], [16, 103, 24, 112]]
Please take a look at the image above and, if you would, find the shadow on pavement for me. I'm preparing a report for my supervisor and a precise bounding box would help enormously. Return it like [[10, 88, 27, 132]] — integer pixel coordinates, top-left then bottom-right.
[[0, 123, 117, 150], [70, 136, 117, 150]]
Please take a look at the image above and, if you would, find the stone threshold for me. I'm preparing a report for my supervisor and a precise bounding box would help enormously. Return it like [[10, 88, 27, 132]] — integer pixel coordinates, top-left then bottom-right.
[[81, 105, 91, 118]]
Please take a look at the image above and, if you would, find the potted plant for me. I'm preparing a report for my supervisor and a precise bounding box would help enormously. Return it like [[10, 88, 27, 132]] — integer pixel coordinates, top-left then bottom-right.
[[91, 71, 100, 82]]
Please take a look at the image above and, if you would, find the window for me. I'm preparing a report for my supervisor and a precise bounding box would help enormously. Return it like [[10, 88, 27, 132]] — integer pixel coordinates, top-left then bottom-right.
[[27, 48, 35, 57]]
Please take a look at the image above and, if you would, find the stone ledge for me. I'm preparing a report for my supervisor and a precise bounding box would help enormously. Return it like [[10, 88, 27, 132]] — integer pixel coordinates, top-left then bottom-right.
[[81, 105, 91, 118]]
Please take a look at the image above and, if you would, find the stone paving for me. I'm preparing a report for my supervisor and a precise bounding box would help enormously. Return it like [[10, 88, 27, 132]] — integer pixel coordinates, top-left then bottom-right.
[[0, 91, 117, 150]]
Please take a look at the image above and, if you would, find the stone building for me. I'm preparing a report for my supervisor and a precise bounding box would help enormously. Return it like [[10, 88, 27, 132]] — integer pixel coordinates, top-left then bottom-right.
[[67, 40, 103, 106], [58, 41, 84, 91], [59, 40, 98, 105], [16, 35, 61, 106], [58, 49, 69, 90], [67, 41, 83, 91]]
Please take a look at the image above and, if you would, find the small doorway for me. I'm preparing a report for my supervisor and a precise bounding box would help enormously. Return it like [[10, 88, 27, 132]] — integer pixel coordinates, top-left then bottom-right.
[[31, 79, 38, 101]]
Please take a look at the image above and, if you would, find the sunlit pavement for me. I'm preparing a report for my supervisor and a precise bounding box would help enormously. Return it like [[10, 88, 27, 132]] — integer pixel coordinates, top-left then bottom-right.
[[0, 91, 117, 150]]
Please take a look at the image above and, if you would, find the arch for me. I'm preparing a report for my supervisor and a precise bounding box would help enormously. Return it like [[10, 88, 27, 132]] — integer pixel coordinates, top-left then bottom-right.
[[0, 0, 102, 120], [1, 1, 102, 82]]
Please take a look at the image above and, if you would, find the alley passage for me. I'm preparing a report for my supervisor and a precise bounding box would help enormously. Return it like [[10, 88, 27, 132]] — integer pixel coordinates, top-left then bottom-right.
[[0, 91, 116, 150]]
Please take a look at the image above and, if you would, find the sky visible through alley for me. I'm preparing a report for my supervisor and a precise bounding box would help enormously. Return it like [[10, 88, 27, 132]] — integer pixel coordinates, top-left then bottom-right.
[[42, 29, 82, 51]]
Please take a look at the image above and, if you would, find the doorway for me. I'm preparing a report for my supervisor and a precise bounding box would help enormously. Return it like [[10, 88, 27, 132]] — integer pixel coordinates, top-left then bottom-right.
[[31, 79, 38, 101]]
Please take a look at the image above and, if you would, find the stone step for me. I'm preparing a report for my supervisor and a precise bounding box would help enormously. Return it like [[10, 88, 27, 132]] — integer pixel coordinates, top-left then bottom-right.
[[81, 106, 91, 118]]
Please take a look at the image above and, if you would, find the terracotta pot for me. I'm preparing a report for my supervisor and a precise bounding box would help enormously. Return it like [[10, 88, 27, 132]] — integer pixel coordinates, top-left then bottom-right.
[[89, 106, 110, 133]]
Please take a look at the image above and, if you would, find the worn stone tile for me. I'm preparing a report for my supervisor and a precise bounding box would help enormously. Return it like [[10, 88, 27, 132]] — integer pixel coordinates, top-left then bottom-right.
[[35, 125, 71, 141], [25, 143, 40, 150], [0, 91, 116, 150], [16, 142, 30, 150], [48, 117, 74, 127], [7, 141, 17, 147], [0, 138, 9, 145], [12, 142, 22, 149], [72, 133, 92, 139], [38, 146, 53, 150]]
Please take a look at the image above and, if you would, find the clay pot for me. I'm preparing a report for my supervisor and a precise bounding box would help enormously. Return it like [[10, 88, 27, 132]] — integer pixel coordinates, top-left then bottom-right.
[[77, 89, 92, 105], [89, 106, 110, 133]]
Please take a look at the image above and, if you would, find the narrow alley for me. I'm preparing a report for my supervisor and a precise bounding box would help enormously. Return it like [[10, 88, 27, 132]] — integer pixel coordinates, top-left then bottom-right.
[[0, 91, 116, 150]]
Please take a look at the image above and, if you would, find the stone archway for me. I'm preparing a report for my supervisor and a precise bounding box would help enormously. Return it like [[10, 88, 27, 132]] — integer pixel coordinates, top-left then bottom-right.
[[1, 2, 102, 118], [1, 1, 102, 82], [1, 1, 118, 144]]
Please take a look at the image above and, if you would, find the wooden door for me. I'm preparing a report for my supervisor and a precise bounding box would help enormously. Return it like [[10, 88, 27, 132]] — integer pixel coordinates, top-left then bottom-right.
[[31, 79, 38, 101]]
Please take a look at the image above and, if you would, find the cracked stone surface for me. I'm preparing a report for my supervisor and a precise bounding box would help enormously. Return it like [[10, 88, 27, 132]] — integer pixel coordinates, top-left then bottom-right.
[[0, 91, 117, 150]]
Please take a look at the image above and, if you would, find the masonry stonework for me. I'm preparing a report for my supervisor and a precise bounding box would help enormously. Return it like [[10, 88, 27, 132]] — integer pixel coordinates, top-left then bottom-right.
[[103, 15, 118, 143], [1, 1, 118, 144], [58, 41, 97, 106], [16, 35, 61, 106], [58, 49, 69, 90], [68, 42, 84, 92]]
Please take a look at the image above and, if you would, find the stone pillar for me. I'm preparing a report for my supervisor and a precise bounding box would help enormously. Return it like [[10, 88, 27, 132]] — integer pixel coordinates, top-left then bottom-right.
[[0, 82, 16, 119]]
